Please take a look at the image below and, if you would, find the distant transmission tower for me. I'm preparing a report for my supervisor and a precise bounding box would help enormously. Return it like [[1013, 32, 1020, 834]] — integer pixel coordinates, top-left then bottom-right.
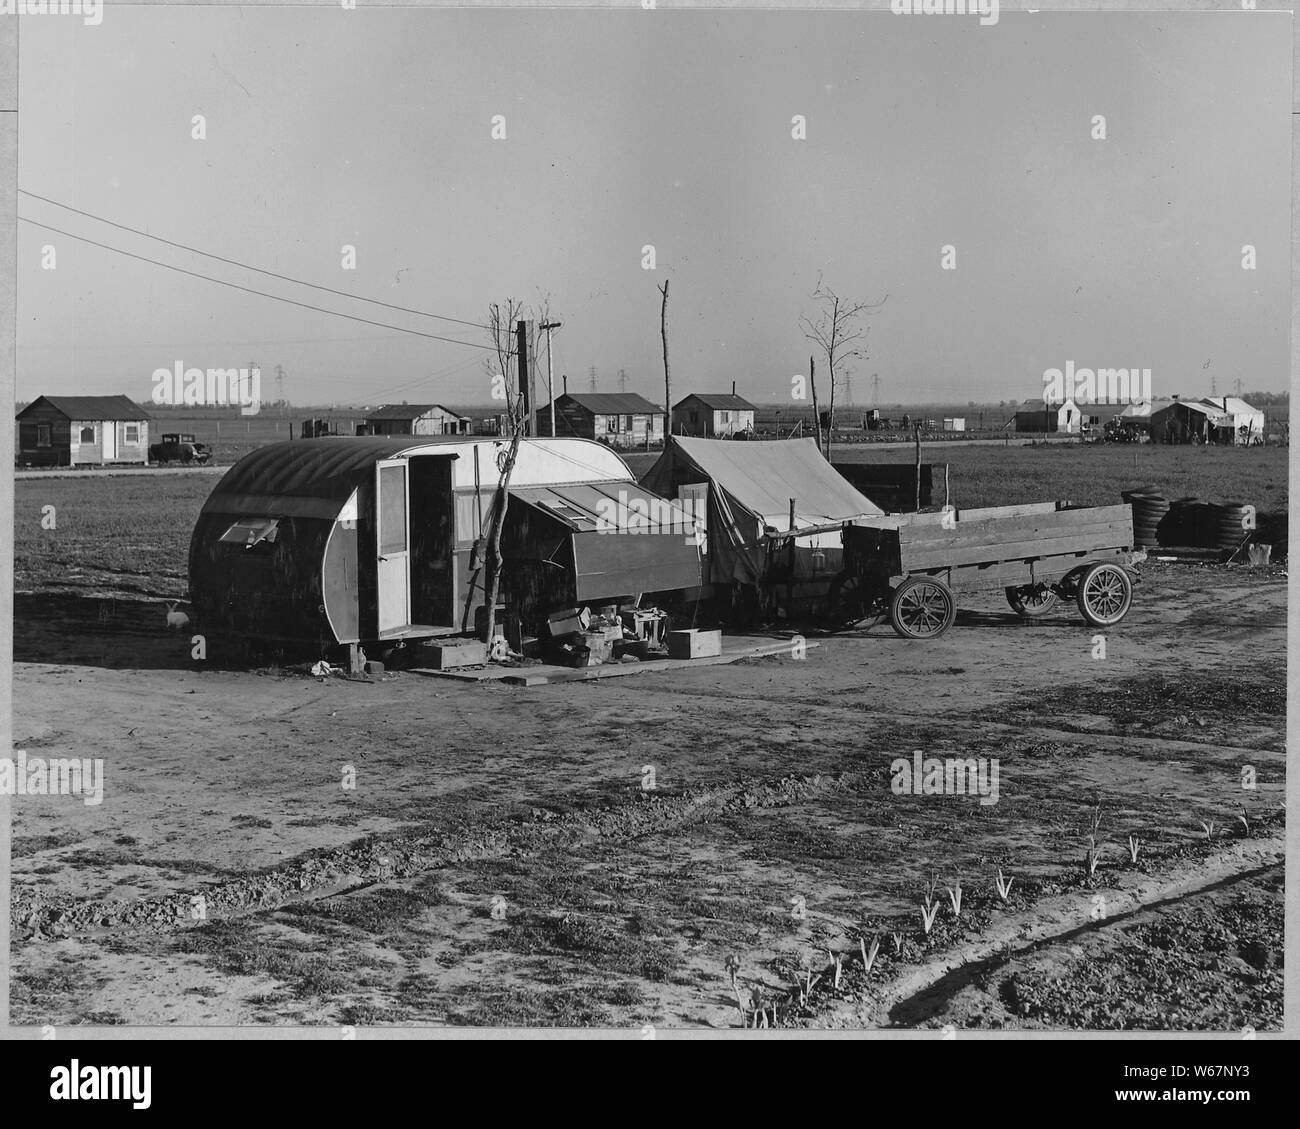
[[843, 373, 854, 406], [617, 368, 627, 393], [872, 373, 880, 405], [275, 364, 286, 405], [588, 365, 598, 392], [1233, 377, 1243, 397], [1209, 373, 1216, 397]]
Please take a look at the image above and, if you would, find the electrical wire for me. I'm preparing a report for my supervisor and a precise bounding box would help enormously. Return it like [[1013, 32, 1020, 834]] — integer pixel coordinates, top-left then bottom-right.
[[19, 189, 488, 330], [18, 216, 495, 351]]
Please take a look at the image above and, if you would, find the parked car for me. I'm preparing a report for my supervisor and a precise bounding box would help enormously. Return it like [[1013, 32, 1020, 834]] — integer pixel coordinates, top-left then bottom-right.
[[149, 433, 212, 465]]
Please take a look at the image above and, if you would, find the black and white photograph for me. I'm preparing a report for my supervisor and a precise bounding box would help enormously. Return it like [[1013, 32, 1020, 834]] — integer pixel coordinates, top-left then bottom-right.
[[1, 0, 1293, 1053]]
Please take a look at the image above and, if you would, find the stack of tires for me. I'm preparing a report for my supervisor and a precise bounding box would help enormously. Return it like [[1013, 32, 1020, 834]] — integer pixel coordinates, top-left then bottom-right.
[[1122, 488, 1169, 548]]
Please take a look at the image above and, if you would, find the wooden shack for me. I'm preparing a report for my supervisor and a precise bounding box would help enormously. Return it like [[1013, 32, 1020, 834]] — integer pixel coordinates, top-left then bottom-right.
[[16, 395, 151, 467]]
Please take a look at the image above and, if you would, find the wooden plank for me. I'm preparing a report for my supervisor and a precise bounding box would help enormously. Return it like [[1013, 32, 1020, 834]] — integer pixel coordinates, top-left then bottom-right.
[[899, 515, 1132, 556], [900, 528, 1132, 572], [900, 518, 1126, 552]]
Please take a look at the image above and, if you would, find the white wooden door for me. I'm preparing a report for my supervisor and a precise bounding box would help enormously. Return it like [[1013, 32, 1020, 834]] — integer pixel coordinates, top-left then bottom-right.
[[102, 422, 117, 460], [375, 459, 410, 632]]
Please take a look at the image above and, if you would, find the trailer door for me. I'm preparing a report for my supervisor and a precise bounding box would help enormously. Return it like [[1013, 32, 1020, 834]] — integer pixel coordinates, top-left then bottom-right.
[[375, 459, 411, 634]]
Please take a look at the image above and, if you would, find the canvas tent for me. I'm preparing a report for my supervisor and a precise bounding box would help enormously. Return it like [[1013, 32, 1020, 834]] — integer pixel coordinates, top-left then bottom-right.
[[640, 436, 884, 587]]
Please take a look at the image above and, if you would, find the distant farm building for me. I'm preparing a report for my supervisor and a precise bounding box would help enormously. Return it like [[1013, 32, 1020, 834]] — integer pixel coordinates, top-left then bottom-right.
[[538, 393, 665, 449], [941, 417, 966, 432], [671, 393, 756, 438], [1150, 398, 1234, 445], [358, 404, 470, 437], [1014, 398, 1081, 434], [16, 395, 151, 467], [1199, 397, 1265, 444]]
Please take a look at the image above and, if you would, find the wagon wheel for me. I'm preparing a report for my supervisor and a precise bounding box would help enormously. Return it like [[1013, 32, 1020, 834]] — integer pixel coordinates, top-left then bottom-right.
[[1075, 562, 1133, 627], [1005, 584, 1059, 618], [888, 576, 956, 640]]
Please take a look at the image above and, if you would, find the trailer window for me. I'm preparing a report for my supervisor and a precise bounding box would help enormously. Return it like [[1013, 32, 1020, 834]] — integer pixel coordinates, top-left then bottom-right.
[[219, 518, 281, 549]]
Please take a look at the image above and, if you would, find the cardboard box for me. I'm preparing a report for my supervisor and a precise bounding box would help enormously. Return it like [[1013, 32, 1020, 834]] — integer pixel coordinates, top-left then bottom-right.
[[666, 628, 722, 660], [547, 607, 591, 637], [424, 639, 489, 669]]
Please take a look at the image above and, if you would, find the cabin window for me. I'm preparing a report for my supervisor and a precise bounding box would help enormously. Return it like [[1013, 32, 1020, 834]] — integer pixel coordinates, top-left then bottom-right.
[[623, 415, 633, 430], [219, 518, 281, 549], [79, 426, 95, 444], [124, 424, 140, 443], [37, 423, 51, 447], [719, 410, 731, 424]]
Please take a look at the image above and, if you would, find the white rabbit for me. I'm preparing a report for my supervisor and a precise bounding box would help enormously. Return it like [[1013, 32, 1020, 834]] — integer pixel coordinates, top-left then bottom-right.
[[165, 602, 190, 630]]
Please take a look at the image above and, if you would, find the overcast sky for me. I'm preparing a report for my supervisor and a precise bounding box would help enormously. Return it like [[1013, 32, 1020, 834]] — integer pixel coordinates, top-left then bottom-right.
[[16, 7, 1292, 409]]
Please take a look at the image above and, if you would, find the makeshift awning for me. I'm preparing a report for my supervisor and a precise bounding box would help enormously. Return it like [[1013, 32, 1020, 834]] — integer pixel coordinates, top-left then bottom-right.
[[510, 481, 702, 599], [510, 482, 696, 536]]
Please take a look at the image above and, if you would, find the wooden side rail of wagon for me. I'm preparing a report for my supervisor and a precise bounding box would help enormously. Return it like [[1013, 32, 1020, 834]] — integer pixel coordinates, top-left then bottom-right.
[[826, 501, 1143, 639]]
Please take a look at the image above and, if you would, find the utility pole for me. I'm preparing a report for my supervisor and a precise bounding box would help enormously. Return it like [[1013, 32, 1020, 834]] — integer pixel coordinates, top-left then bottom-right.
[[540, 321, 562, 436], [516, 320, 533, 437], [657, 281, 671, 436]]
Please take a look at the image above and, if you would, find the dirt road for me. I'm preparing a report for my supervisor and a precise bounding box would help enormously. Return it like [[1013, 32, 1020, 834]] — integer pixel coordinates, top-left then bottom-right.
[[9, 561, 1285, 1029]]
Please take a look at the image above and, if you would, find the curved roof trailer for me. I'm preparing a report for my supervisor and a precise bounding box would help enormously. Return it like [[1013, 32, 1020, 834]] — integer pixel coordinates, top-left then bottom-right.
[[189, 435, 702, 654]]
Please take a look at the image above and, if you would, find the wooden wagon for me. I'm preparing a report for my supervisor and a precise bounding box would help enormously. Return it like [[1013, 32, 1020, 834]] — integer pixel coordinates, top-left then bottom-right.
[[823, 501, 1141, 639]]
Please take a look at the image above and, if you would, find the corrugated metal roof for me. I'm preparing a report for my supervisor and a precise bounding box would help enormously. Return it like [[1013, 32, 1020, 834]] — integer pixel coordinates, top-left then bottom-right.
[[200, 437, 432, 519], [365, 403, 467, 421], [556, 392, 663, 415], [674, 393, 756, 411], [643, 436, 883, 529], [18, 395, 151, 421]]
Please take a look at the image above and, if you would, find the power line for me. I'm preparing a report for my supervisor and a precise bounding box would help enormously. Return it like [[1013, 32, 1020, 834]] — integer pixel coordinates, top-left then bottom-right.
[[19, 216, 494, 351], [19, 189, 488, 331]]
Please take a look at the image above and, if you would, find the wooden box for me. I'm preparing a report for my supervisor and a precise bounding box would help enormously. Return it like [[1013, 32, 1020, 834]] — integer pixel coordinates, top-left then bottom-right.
[[666, 628, 722, 660]]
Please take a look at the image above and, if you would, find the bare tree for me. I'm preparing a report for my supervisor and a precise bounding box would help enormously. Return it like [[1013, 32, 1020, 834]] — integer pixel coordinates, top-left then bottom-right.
[[800, 280, 887, 461], [475, 301, 529, 652]]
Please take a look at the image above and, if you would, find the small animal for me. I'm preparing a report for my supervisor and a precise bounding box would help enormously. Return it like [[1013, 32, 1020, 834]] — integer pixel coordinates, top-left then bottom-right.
[[165, 602, 190, 630]]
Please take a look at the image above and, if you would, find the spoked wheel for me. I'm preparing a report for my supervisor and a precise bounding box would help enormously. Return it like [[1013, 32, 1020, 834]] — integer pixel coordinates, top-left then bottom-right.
[[1075, 562, 1133, 627], [1005, 584, 1059, 618], [888, 576, 956, 640]]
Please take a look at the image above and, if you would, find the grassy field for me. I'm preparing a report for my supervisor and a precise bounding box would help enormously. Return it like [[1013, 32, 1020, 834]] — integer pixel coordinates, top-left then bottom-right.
[[14, 442, 1287, 602]]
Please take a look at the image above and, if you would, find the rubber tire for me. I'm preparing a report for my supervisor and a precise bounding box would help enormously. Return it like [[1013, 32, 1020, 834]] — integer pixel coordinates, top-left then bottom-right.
[[1005, 585, 1059, 618], [1075, 562, 1133, 627], [889, 576, 956, 640]]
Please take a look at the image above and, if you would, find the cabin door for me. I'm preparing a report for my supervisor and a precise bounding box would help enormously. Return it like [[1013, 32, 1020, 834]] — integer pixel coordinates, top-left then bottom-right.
[[375, 459, 411, 633], [102, 423, 117, 460]]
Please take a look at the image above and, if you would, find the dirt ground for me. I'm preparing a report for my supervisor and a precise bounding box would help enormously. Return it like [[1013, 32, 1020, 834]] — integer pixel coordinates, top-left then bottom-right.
[[8, 560, 1286, 1029]]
